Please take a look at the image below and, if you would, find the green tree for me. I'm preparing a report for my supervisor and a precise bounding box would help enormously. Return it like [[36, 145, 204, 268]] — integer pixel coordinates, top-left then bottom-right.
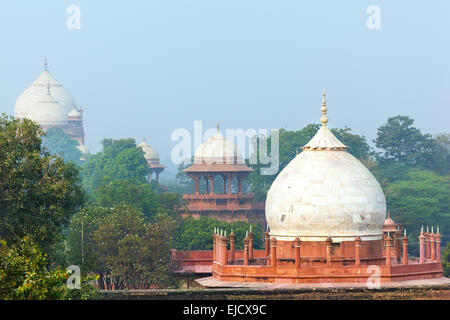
[[0, 114, 86, 257], [94, 179, 183, 220], [81, 138, 148, 193], [374, 115, 435, 167], [0, 237, 98, 300], [385, 170, 449, 255], [443, 243, 450, 277], [42, 127, 82, 165], [67, 205, 179, 289]]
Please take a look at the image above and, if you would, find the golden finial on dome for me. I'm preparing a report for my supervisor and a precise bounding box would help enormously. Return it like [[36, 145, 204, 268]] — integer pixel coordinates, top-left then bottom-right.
[[320, 89, 328, 127]]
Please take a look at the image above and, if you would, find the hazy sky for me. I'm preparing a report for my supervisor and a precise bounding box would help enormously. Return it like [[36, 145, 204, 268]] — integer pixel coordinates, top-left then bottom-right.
[[0, 1, 449, 175]]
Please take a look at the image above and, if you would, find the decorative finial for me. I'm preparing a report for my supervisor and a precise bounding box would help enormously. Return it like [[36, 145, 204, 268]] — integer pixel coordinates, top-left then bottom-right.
[[217, 121, 220, 132], [320, 89, 328, 127], [44, 56, 48, 71], [387, 210, 391, 219]]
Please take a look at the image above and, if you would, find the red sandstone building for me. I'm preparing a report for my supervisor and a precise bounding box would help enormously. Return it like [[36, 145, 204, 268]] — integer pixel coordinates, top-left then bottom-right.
[[190, 91, 446, 287], [177, 125, 265, 226]]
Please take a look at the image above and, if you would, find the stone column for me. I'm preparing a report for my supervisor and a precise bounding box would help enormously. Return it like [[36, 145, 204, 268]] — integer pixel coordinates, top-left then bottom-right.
[[264, 230, 270, 257], [325, 236, 332, 266], [354, 236, 361, 267], [228, 174, 232, 194], [194, 175, 200, 195], [385, 233, 392, 266], [426, 227, 431, 261], [436, 228, 442, 263], [229, 231, 236, 262], [270, 237, 277, 266], [212, 231, 217, 262], [294, 237, 301, 268], [430, 229, 436, 261], [220, 235, 228, 265], [243, 237, 249, 266], [210, 174, 215, 195], [237, 175, 243, 195], [248, 231, 254, 261], [402, 231, 408, 265], [419, 229, 426, 264]]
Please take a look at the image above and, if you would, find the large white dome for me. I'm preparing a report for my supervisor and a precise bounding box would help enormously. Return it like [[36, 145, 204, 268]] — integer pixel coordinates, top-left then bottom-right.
[[266, 92, 386, 242], [14, 69, 76, 124], [194, 128, 243, 165]]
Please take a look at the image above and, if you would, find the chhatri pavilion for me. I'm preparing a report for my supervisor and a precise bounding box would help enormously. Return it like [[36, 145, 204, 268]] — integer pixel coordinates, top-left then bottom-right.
[[197, 91, 446, 286]]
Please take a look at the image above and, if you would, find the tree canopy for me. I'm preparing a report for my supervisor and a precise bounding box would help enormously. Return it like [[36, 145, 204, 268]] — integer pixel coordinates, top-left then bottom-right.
[[42, 127, 82, 165], [81, 138, 148, 194], [0, 114, 86, 257]]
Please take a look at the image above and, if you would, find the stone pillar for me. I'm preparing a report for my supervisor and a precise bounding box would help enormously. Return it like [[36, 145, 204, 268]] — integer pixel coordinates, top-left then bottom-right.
[[354, 236, 361, 267], [419, 229, 426, 264], [212, 231, 217, 262], [385, 233, 392, 266], [264, 231, 270, 257], [194, 176, 200, 195], [294, 237, 301, 268], [325, 236, 332, 266], [228, 174, 232, 194], [237, 176, 243, 195], [426, 227, 431, 261], [210, 174, 215, 195], [436, 229, 442, 263], [229, 231, 236, 262], [270, 237, 277, 267], [430, 229, 436, 261], [243, 237, 249, 266], [402, 231, 408, 265], [220, 235, 228, 265], [248, 231, 254, 261]]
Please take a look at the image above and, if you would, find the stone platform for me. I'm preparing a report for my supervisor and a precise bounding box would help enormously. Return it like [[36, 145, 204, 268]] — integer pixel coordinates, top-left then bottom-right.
[[196, 275, 450, 289]]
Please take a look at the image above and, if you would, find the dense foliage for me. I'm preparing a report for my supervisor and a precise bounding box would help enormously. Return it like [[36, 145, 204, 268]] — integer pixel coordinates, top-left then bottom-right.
[[42, 127, 83, 165], [81, 138, 148, 194], [0, 237, 97, 300], [0, 114, 86, 257], [67, 205, 179, 289]]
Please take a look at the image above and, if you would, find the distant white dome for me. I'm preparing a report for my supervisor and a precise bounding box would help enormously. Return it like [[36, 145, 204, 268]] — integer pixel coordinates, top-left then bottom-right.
[[138, 139, 159, 160], [19, 90, 68, 126], [194, 130, 243, 164], [68, 108, 82, 117], [14, 69, 76, 124], [265, 92, 386, 242], [76, 143, 90, 155]]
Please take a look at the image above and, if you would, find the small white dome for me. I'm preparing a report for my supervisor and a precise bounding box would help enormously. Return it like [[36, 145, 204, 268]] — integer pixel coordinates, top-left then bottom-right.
[[265, 92, 386, 242], [194, 131, 243, 164], [77, 143, 90, 155], [15, 70, 76, 124], [138, 139, 159, 160], [68, 108, 82, 117]]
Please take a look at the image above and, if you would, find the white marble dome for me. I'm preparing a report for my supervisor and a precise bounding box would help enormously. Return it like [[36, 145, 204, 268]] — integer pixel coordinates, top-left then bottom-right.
[[138, 139, 159, 160], [21, 90, 68, 126], [194, 129, 244, 164], [266, 93, 386, 242], [14, 69, 76, 124]]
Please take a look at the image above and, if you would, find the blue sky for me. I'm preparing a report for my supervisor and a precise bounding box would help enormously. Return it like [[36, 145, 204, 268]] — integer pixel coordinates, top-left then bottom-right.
[[0, 1, 449, 174]]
